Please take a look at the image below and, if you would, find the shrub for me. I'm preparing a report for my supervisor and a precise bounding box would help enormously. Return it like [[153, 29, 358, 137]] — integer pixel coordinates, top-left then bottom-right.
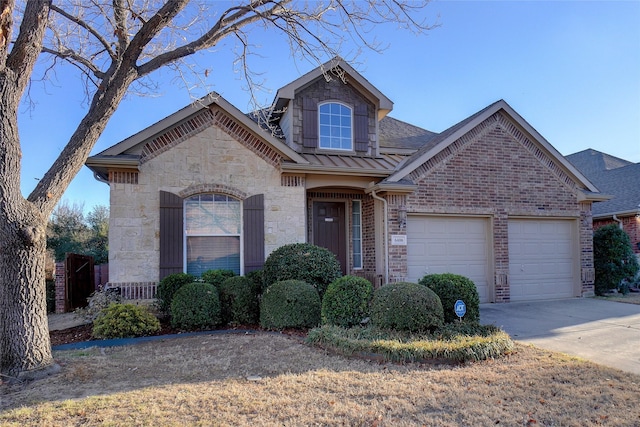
[[594, 225, 639, 295], [263, 243, 342, 297], [46, 279, 56, 313], [201, 269, 236, 288], [260, 280, 321, 330], [218, 276, 260, 325], [170, 282, 221, 330], [75, 286, 122, 322], [419, 273, 480, 323], [370, 282, 444, 333], [92, 303, 160, 339], [156, 273, 195, 314], [246, 269, 266, 295], [321, 276, 373, 327]]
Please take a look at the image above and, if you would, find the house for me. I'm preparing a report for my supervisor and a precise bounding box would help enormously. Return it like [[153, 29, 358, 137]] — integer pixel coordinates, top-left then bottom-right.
[[567, 149, 640, 256], [86, 58, 605, 303]]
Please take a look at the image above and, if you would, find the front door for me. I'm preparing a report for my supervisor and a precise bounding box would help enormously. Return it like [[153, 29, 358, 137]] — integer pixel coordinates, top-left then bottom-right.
[[313, 202, 347, 274]]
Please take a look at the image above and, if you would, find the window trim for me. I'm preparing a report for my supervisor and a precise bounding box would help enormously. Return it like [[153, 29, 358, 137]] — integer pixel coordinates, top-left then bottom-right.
[[183, 193, 244, 276], [318, 101, 354, 152]]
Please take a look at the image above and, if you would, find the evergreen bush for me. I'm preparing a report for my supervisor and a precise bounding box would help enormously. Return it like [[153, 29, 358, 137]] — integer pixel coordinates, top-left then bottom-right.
[[218, 276, 260, 325], [260, 280, 321, 330], [170, 282, 221, 330], [593, 224, 639, 295], [419, 273, 480, 323], [370, 282, 444, 333], [321, 276, 373, 327], [201, 269, 236, 288], [263, 243, 342, 297], [156, 272, 195, 314], [92, 303, 160, 339]]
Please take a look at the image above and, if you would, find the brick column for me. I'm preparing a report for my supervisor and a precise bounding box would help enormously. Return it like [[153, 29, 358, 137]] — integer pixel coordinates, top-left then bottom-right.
[[579, 202, 595, 297], [55, 262, 66, 313], [493, 210, 510, 302]]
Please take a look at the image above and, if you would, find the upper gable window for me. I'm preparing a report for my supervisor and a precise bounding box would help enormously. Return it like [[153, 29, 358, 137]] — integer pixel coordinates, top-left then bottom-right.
[[319, 102, 353, 151]]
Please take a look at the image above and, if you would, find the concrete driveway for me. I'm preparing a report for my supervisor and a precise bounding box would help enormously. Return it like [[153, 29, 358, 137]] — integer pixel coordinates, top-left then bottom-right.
[[480, 298, 640, 376]]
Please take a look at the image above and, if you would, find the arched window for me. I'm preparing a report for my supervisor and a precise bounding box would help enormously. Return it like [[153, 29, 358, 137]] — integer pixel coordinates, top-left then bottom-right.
[[319, 102, 353, 150], [184, 194, 241, 276]]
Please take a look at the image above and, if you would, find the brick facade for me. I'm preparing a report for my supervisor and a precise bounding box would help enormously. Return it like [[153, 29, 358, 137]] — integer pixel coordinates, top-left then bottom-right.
[[394, 112, 594, 302]]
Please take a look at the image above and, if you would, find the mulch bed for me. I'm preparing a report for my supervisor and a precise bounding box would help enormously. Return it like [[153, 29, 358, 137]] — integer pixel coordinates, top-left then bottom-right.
[[50, 321, 307, 347]]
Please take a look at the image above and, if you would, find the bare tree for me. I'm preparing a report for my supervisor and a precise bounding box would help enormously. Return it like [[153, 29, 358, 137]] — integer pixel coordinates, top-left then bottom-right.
[[0, 0, 433, 380]]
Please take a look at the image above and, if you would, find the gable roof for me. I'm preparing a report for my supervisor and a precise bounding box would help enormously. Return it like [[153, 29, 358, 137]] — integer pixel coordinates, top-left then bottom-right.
[[567, 149, 640, 217], [272, 57, 394, 121], [86, 92, 308, 180], [385, 99, 600, 195], [379, 116, 437, 152]]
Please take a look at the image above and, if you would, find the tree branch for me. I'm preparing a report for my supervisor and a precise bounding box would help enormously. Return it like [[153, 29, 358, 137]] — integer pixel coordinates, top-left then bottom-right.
[[41, 46, 106, 80], [50, 3, 116, 60]]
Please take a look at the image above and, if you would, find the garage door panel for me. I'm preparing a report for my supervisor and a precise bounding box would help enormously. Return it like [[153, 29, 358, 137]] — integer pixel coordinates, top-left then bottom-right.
[[509, 219, 576, 301], [408, 216, 491, 303]]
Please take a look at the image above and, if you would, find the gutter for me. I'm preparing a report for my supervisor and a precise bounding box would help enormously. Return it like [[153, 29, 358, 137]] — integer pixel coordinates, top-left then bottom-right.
[[367, 187, 389, 284]]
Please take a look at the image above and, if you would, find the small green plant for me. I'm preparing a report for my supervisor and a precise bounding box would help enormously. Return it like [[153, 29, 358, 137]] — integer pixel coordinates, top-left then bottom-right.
[[201, 269, 236, 288], [170, 282, 221, 330], [419, 273, 480, 323], [156, 273, 195, 314], [92, 303, 160, 339], [370, 282, 444, 333], [321, 276, 373, 327], [75, 286, 122, 322], [260, 280, 321, 330], [594, 225, 640, 295], [263, 243, 342, 297], [218, 276, 259, 325]]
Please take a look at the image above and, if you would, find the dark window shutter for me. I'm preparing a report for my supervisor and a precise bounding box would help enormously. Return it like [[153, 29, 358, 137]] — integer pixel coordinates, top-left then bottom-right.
[[302, 98, 318, 148], [354, 104, 369, 152], [159, 191, 184, 280], [243, 194, 265, 273]]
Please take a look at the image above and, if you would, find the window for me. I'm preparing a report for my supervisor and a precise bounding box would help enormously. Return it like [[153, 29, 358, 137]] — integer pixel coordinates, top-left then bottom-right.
[[319, 102, 352, 150], [184, 194, 241, 276], [352, 200, 362, 269]]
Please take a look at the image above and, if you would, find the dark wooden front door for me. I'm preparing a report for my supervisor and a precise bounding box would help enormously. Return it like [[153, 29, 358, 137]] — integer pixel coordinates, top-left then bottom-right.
[[313, 202, 347, 274]]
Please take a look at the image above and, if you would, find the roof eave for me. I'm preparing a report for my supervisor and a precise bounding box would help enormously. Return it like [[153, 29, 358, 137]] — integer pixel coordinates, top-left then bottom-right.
[[365, 181, 418, 195], [593, 209, 640, 220]]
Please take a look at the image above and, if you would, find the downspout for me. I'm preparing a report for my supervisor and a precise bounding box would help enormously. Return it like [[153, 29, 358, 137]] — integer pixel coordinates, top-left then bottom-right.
[[369, 188, 389, 284], [613, 214, 623, 229]]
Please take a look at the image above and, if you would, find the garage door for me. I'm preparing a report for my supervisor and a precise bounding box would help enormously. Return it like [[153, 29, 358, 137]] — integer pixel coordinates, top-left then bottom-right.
[[407, 216, 491, 303], [508, 219, 577, 301]]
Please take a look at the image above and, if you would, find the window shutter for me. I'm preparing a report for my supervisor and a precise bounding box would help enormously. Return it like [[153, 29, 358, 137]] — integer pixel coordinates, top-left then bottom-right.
[[243, 194, 265, 273], [354, 104, 369, 152], [159, 191, 184, 280], [302, 98, 318, 148]]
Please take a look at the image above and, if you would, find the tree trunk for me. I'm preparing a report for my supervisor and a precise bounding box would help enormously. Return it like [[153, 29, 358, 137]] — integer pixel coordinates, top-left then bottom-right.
[[0, 209, 56, 381]]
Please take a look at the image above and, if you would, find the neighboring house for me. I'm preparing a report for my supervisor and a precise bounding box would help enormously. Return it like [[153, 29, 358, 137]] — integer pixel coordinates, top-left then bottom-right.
[[86, 58, 605, 303], [567, 149, 640, 256]]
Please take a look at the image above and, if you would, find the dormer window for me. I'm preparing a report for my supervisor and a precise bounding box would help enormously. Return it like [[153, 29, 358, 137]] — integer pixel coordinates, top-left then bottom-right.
[[319, 102, 353, 151]]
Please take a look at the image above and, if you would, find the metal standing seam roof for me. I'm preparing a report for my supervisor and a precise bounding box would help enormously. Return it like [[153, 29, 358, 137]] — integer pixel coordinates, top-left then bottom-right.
[[282, 152, 409, 176]]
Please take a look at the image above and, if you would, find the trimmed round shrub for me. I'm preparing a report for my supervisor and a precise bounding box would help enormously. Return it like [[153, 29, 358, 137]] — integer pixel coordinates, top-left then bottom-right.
[[419, 273, 480, 323], [260, 280, 321, 330], [370, 282, 444, 333], [321, 276, 373, 327], [92, 303, 160, 339], [170, 282, 221, 330], [594, 224, 640, 295], [263, 243, 342, 297], [156, 273, 195, 314], [201, 269, 237, 288], [218, 276, 260, 325]]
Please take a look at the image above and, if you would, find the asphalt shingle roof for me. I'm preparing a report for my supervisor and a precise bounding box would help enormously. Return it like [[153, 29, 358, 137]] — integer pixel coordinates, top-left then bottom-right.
[[567, 149, 640, 217]]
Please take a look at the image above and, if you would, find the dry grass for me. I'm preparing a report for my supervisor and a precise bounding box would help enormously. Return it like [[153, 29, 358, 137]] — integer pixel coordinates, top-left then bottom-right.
[[1, 332, 639, 426]]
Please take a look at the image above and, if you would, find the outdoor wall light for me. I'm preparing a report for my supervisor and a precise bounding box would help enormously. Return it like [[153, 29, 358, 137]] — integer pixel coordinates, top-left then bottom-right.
[[398, 205, 407, 228]]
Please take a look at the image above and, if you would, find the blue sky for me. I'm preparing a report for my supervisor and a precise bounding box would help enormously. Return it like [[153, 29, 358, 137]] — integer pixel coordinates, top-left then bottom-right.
[[18, 1, 640, 213]]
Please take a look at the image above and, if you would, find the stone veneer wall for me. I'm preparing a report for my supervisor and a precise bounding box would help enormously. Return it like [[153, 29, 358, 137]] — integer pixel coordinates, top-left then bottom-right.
[[108, 123, 306, 285], [393, 112, 595, 302]]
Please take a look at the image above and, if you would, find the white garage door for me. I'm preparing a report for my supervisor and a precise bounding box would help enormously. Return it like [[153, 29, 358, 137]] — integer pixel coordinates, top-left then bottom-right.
[[508, 219, 577, 301], [407, 216, 491, 303]]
